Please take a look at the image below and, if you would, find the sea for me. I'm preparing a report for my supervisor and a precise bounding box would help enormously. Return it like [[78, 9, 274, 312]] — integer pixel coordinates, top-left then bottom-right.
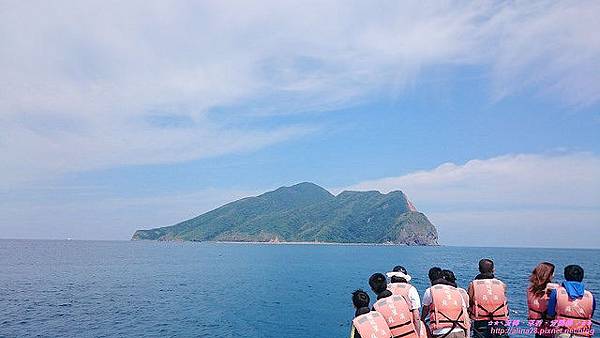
[[0, 240, 598, 337]]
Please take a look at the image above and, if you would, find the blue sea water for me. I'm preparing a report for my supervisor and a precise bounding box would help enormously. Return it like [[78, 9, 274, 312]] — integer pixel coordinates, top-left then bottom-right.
[[0, 240, 598, 337]]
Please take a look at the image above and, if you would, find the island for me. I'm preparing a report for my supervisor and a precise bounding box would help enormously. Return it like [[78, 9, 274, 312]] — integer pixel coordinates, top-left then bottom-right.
[[132, 182, 439, 245]]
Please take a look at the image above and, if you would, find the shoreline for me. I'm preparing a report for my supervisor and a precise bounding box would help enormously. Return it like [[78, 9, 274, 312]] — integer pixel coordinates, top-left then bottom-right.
[[133, 239, 440, 246], [212, 240, 437, 246]]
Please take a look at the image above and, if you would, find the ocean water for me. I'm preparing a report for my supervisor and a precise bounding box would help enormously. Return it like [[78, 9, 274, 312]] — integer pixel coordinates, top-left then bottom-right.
[[0, 240, 598, 337]]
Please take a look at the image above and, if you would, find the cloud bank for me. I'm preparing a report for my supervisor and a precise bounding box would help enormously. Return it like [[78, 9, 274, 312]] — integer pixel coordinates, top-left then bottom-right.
[[1, 1, 600, 185], [345, 152, 600, 248]]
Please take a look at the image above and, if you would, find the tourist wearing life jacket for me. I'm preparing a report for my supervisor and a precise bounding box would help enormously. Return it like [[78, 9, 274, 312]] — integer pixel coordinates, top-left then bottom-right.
[[527, 262, 558, 338], [387, 266, 423, 334], [370, 272, 423, 337], [467, 259, 509, 338], [546, 265, 596, 338], [422, 269, 470, 338], [351, 289, 392, 338], [441, 270, 470, 307]]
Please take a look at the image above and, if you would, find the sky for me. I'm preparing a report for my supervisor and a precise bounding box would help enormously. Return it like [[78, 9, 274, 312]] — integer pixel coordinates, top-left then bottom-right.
[[1, 1, 599, 247]]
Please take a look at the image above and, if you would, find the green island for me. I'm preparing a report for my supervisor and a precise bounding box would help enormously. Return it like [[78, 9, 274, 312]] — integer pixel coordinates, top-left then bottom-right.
[[132, 182, 439, 245]]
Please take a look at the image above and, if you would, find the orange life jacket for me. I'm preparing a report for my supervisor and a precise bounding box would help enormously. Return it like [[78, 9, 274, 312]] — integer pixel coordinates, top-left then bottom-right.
[[353, 311, 393, 338], [374, 295, 417, 338], [527, 282, 559, 320], [555, 286, 594, 337], [387, 283, 411, 298], [469, 279, 509, 321], [429, 284, 469, 334]]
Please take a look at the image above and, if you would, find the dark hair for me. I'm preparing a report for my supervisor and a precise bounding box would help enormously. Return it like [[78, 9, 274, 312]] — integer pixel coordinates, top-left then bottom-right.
[[564, 265, 584, 282], [352, 289, 370, 308], [369, 273, 388, 294], [441, 269, 457, 283], [428, 267, 442, 283], [391, 276, 408, 283], [529, 262, 555, 297], [393, 266, 408, 274], [479, 259, 494, 274], [391, 266, 409, 283]]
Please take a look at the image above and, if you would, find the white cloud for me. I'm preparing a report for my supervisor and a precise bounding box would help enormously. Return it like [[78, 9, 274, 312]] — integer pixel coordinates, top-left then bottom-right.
[[1, 1, 600, 186], [344, 152, 600, 248]]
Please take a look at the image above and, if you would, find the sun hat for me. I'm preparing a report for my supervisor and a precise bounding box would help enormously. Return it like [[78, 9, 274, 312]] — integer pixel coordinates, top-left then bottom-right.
[[386, 265, 411, 282]]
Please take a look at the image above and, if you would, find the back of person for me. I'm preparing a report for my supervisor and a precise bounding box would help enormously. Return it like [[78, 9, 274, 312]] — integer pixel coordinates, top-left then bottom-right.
[[549, 264, 595, 338], [352, 311, 392, 338], [468, 259, 509, 322], [527, 262, 558, 320], [468, 259, 509, 338], [555, 286, 594, 337], [469, 278, 509, 321], [527, 282, 559, 319], [526, 261, 558, 338], [374, 295, 417, 338], [386, 266, 422, 317], [428, 284, 469, 338]]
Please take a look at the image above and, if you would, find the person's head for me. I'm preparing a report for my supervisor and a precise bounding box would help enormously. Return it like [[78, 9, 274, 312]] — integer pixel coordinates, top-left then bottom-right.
[[369, 273, 388, 294], [428, 267, 442, 284], [564, 265, 584, 282], [529, 262, 555, 297], [479, 258, 495, 274], [390, 265, 410, 283], [441, 269, 457, 284], [352, 289, 370, 309]]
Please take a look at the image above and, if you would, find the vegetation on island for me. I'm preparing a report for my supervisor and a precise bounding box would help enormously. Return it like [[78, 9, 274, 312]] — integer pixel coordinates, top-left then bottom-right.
[[132, 182, 439, 245]]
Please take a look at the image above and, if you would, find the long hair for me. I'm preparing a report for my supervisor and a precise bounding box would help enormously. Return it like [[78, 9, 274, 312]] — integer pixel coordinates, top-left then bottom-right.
[[528, 262, 555, 297]]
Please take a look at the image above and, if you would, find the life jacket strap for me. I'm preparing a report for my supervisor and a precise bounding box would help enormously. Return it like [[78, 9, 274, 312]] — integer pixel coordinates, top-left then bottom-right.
[[389, 320, 413, 329], [438, 308, 468, 333], [393, 329, 416, 338], [477, 303, 507, 318], [528, 307, 549, 320]]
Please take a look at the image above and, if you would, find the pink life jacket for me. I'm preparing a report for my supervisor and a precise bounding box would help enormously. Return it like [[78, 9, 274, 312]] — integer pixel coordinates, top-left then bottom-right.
[[555, 286, 594, 337], [527, 282, 559, 320], [374, 295, 417, 338], [429, 284, 469, 334], [469, 279, 509, 321], [352, 311, 392, 338], [387, 283, 411, 298]]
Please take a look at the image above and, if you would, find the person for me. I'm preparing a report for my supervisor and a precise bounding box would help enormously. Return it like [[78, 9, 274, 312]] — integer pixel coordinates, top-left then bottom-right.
[[350, 289, 392, 338], [386, 266, 423, 336], [527, 262, 558, 338], [442, 270, 471, 316], [546, 265, 595, 338], [374, 292, 421, 337], [422, 269, 470, 338], [429, 267, 443, 285], [369, 273, 393, 301], [467, 259, 509, 338]]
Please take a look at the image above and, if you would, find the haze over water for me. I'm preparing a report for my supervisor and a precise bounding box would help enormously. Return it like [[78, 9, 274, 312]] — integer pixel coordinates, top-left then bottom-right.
[[1, 240, 599, 337]]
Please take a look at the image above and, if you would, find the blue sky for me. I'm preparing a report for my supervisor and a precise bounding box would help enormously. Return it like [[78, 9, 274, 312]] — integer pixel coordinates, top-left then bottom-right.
[[1, 1, 599, 247]]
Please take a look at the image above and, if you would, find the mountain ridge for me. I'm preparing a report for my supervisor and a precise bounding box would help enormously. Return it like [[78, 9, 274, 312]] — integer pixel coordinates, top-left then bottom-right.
[[132, 182, 438, 245]]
